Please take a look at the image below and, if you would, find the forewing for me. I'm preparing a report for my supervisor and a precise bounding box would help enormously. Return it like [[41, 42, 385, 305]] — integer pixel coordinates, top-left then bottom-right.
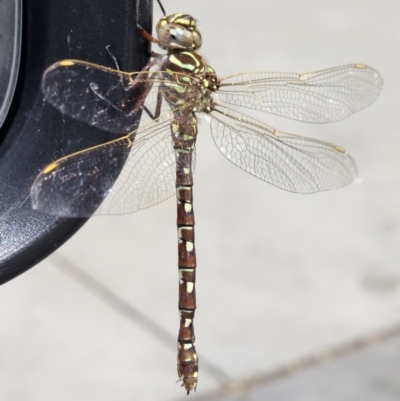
[[209, 105, 357, 193], [42, 59, 157, 134], [31, 79, 196, 217], [218, 64, 383, 123]]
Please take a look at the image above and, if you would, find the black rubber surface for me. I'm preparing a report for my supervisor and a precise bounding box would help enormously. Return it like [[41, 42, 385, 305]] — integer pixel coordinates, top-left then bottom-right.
[[0, 0, 152, 284]]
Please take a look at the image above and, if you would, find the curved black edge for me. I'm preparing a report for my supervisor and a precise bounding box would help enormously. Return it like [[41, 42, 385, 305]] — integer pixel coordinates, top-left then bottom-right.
[[0, 0, 153, 284]]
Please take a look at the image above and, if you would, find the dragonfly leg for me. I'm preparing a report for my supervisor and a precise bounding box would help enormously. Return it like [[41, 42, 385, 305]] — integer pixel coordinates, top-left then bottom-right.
[[129, 69, 162, 119], [143, 86, 163, 121]]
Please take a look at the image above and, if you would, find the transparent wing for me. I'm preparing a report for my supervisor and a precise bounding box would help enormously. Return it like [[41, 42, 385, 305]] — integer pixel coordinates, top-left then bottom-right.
[[31, 80, 195, 217], [95, 122, 175, 215], [209, 105, 357, 193], [42, 59, 204, 135], [96, 119, 196, 216], [42, 59, 157, 134], [218, 64, 383, 123]]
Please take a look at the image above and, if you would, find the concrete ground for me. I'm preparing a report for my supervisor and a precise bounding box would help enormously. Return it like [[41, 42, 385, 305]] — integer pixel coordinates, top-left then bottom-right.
[[1, 1, 400, 400]]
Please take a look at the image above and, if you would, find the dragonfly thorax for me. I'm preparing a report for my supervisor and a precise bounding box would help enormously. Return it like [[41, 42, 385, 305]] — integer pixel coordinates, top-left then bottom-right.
[[159, 52, 220, 112], [156, 13, 202, 50]]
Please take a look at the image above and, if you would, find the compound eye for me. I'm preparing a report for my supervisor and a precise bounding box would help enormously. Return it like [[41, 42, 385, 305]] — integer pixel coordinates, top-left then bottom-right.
[[156, 19, 202, 50]]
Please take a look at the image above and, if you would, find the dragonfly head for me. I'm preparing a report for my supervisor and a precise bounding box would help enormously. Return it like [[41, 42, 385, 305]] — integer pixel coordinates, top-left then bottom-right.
[[156, 13, 202, 51]]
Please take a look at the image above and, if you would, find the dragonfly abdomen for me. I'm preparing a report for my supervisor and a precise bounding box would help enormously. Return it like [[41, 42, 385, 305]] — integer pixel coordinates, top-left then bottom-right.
[[172, 112, 199, 394]]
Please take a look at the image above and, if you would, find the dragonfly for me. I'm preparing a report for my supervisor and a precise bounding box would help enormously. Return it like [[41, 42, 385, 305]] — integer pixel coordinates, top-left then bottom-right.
[[31, 1, 383, 394]]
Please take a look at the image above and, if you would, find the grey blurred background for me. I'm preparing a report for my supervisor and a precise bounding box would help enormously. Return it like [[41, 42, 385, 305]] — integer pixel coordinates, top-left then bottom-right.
[[1, 1, 400, 400]]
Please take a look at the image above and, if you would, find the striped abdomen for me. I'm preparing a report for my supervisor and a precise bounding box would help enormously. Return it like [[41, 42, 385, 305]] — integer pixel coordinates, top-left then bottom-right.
[[172, 111, 198, 394]]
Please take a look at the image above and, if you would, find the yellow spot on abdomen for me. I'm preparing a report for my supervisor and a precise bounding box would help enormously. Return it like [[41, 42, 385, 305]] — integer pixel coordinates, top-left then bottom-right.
[[184, 203, 192, 213], [186, 282, 194, 293], [186, 241, 194, 253]]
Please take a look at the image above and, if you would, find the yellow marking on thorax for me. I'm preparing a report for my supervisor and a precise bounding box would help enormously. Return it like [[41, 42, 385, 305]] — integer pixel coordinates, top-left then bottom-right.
[[181, 51, 201, 67], [205, 61, 215, 73], [164, 80, 187, 94], [181, 75, 193, 83], [170, 54, 195, 71]]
